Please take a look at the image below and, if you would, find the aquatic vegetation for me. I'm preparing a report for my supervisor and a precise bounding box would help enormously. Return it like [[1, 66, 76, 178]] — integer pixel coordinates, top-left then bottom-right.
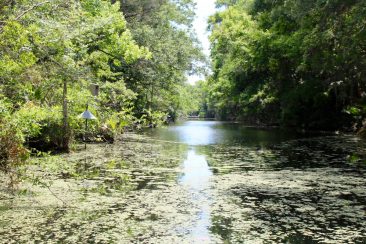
[[1, 126, 366, 243]]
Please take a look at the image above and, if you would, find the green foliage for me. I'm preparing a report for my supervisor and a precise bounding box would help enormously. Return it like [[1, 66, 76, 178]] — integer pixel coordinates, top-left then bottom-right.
[[182, 81, 215, 118], [140, 109, 167, 128], [205, 0, 366, 129], [0, 100, 29, 189], [12, 103, 60, 139], [0, 0, 203, 183], [0, 0, 159, 183], [0, 0, 150, 146], [117, 0, 205, 120]]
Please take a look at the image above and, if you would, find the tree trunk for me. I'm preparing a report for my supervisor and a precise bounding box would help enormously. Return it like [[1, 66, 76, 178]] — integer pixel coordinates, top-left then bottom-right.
[[149, 83, 154, 125], [62, 79, 70, 152]]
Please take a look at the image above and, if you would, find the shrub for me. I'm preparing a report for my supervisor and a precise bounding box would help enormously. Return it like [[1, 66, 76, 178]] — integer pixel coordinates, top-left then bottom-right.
[[0, 99, 29, 188]]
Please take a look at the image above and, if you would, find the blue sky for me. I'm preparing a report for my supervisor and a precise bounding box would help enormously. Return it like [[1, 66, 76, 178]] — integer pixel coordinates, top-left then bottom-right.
[[188, 0, 216, 84]]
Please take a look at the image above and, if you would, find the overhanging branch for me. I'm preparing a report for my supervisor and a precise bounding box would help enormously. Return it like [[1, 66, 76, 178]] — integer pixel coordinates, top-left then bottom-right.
[[0, 1, 50, 32]]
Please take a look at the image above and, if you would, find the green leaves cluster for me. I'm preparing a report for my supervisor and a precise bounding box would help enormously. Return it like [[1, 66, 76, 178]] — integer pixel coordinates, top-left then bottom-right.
[[0, 1, 158, 181], [117, 0, 205, 120], [205, 0, 366, 129], [0, 0, 203, 182]]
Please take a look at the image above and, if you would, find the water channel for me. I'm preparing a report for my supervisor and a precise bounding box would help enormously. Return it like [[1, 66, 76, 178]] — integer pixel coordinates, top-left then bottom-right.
[[1, 121, 366, 243]]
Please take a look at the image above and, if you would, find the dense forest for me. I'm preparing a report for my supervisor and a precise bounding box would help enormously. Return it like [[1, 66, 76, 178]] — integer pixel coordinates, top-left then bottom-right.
[[0, 0, 204, 174], [1, 0, 366, 180], [197, 0, 366, 132]]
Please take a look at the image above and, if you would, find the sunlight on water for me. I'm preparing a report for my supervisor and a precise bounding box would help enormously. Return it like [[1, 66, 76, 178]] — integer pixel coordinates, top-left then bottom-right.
[[179, 150, 213, 190], [179, 149, 213, 242], [171, 121, 221, 145]]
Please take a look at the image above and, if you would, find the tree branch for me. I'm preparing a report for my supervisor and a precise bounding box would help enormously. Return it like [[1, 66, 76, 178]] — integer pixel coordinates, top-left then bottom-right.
[[0, 1, 50, 33], [95, 47, 130, 68], [14, 1, 50, 21]]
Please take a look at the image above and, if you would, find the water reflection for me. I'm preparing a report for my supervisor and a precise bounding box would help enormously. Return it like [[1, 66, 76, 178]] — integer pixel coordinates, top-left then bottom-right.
[[148, 121, 366, 243], [179, 150, 213, 190], [2, 121, 365, 243], [173, 121, 221, 145], [179, 149, 213, 242], [146, 120, 307, 146]]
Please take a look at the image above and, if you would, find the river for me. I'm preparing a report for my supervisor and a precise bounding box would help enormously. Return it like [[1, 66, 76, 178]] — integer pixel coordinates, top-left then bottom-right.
[[0, 121, 365, 243]]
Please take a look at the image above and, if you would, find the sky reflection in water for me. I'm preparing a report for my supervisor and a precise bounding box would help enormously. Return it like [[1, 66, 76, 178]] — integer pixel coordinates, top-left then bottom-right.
[[179, 149, 213, 242], [167, 120, 299, 242], [148, 121, 366, 243]]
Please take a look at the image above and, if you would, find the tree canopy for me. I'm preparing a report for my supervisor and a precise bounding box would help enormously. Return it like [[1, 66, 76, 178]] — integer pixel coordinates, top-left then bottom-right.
[[200, 0, 366, 130], [0, 0, 204, 176]]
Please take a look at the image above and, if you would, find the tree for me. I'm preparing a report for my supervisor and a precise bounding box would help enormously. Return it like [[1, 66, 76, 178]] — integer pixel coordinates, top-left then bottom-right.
[[205, 0, 366, 130], [117, 0, 206, 120], [0, 0, 150, 151]]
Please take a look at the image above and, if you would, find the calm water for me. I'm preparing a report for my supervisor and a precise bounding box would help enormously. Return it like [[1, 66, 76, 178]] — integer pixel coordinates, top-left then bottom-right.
[[145, 121, 303, 146], [1, 120, 365, 243], [146, 121, 302, 242], [145, 121, 366, 243]]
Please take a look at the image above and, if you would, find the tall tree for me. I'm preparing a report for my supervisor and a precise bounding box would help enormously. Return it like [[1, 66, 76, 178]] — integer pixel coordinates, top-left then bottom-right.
[[0, 0, 150, 151], [117, 0, 205, 120], [206, 0, 366, 129]]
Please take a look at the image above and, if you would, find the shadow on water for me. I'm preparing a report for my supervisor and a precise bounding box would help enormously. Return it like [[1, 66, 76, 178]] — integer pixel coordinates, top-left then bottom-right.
[[284, 233, 318, 244]]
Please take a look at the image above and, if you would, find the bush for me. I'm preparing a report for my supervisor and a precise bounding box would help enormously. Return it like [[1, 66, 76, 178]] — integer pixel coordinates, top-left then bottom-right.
[[0, 99, 29, 188], [140, 109, 167, 128]]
